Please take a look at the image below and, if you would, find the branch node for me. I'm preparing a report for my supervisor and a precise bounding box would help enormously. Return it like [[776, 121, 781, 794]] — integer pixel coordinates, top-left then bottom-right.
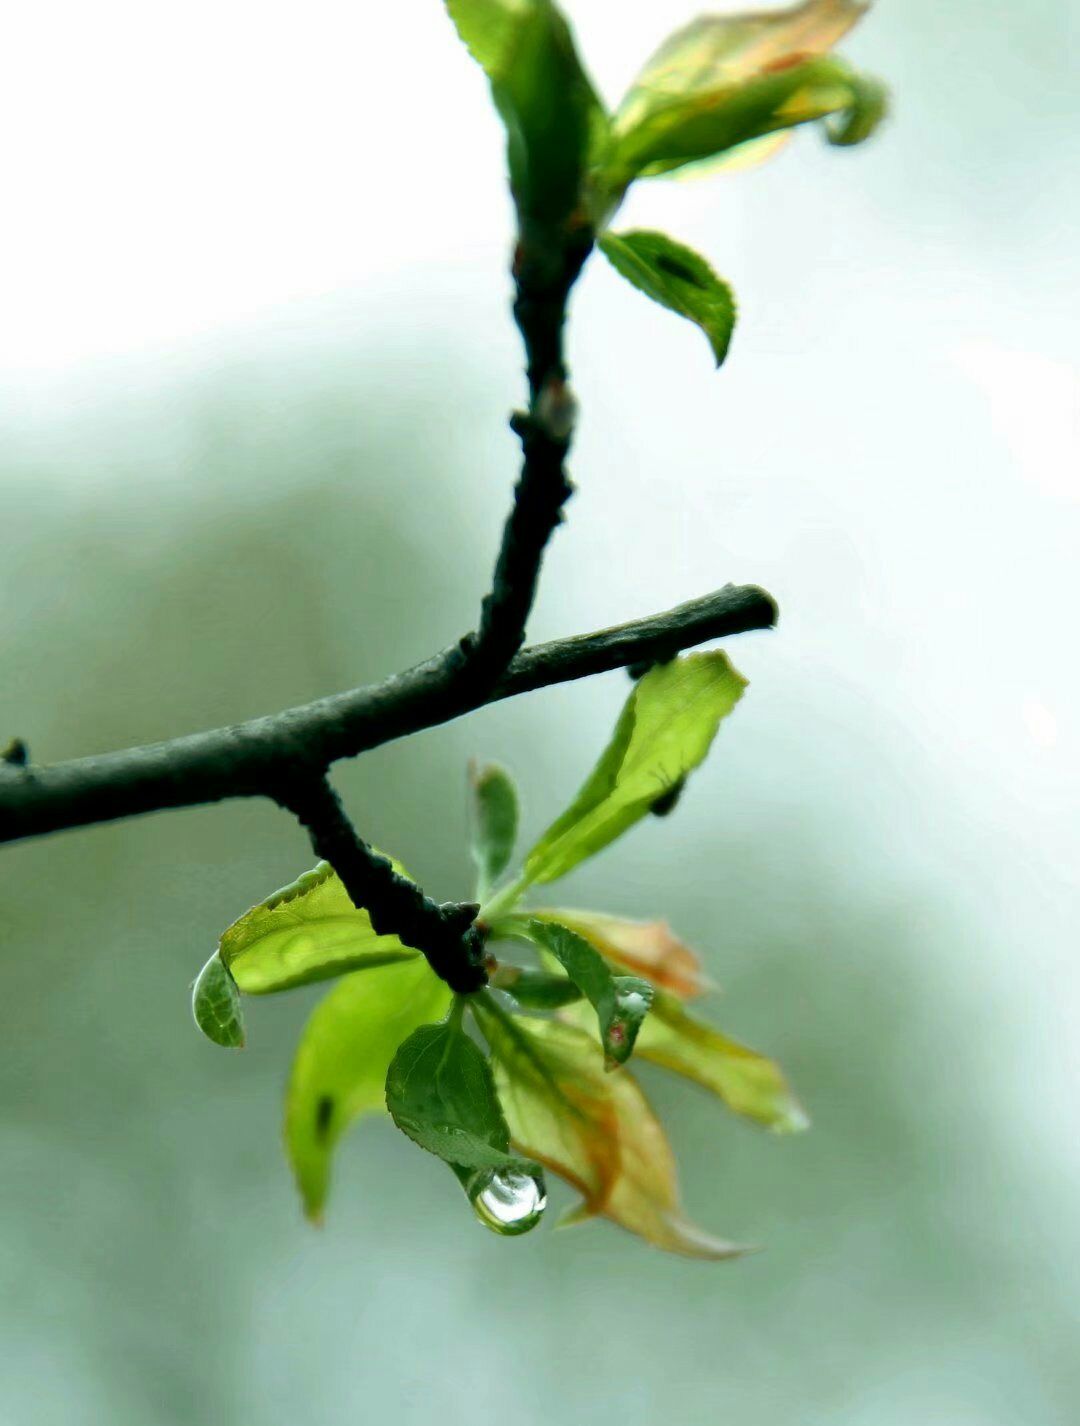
[[277, 774, 486, 994]]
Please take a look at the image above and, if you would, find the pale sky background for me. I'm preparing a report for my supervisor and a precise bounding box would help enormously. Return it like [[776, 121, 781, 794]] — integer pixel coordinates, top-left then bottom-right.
[[3, 3, 1078, 1423]]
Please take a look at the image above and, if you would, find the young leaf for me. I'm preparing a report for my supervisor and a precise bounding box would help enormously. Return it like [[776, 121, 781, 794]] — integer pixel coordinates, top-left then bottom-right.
[[285, 958, 452, 1221], [445, 0, 605, 229], [469, 761, 519, 901], [518, 652, 746, 889], [564, 989, 807, 1134], [601, 0, 884, 200], [445, 0, 522, 71], [598, 230, 736, 366], [385, 1018, 545, 1233], [507, 917, 653, 1067], [219, 862, 418, 995], [386, 1017, 515, 1166], [532, 907, 706, 999], [475, 1002, 747, 1259], [191, 950, 245, 1049]]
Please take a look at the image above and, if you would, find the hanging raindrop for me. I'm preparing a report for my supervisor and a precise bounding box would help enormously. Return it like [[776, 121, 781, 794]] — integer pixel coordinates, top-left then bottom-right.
[[470, 1168, 547, 1236]]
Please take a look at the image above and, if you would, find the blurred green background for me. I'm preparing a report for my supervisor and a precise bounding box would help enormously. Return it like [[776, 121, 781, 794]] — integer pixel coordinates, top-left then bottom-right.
[[3, 1, 1079, 1422]]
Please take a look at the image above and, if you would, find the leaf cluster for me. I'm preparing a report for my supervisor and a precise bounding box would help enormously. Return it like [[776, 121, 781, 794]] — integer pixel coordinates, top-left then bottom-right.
[[194, 653, 805, 1254], [448, 0, 886, 365]]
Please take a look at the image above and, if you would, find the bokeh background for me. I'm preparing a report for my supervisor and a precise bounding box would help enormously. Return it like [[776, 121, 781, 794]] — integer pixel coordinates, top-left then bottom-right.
[[3, 1, 1078, 1422]]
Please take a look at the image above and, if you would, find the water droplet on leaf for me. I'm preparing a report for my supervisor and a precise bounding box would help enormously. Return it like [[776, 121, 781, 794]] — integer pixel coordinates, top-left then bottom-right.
[[470, 1169, 547, 1236], [616, 989, 650, 1017], [604, 979, 654, 1067]]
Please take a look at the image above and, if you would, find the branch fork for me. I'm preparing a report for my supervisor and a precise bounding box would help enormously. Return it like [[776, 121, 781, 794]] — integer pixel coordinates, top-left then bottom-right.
[[1, 228, 777, 994]]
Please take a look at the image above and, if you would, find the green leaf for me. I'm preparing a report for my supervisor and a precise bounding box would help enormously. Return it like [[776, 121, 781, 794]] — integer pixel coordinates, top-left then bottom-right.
[[191, 951, 245, 1049], [531, 907, 706, 998], [469, 761, 519, 901], [386, 1019, 538, 1173], [475, 1001, 746, 1258], [506, 917, 653, 1067], [386, 1015, 547, 1235], [445, 0, 524, 71], [219, 862, 418, 995], [600, 0, 884, 201], [598, 230, 736, 366], [519, 652, 746, 889], [284, 958, 452, 1221], [445, 0, 605, 229]]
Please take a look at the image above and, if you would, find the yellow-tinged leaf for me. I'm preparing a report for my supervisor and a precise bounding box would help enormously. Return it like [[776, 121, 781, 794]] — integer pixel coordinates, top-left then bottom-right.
[[533, 908, 706, 999], [601, 0, 884, 202], [617, 0, 866, 130], [285, 959, 452, 1220], [220, 862, 417, 995], [566, 990, 808, 1134], [665, 130, 794, 182], [476, 1006, 747, 1258]]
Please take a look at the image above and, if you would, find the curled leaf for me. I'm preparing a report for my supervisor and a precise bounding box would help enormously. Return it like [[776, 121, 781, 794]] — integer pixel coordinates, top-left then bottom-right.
[[476, 1003, 747, 1258], [598, 229, 736, 367], [533, 908, 706, 999], [285, 959, 452, 1221], [191, 951, 245, 1049], [826, 69, 889, 146], [219, 862, 418, 995]]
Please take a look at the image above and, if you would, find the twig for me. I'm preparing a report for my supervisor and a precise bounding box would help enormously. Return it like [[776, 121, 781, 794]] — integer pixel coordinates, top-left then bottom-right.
[[458, 228, 593, 680], [0, 583, 776, 847]]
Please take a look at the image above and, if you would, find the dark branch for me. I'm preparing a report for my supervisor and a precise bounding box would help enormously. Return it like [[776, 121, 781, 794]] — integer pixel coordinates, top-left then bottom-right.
[[277, 775, 485, 994], [344, 231, 596, 987], [0, 582, 776, 846], [457, 228, 593, 681]]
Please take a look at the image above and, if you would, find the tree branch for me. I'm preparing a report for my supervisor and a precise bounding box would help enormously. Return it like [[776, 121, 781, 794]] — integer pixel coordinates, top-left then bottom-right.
[[276, 774, 486, 993], [0, 582, 776, 847], [457, 229, 593, 681]]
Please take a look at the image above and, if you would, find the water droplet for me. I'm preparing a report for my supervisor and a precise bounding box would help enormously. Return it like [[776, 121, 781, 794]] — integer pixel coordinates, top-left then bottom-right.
[[471, 1169, 547, 1236], [616, 989, 649, 1017]]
